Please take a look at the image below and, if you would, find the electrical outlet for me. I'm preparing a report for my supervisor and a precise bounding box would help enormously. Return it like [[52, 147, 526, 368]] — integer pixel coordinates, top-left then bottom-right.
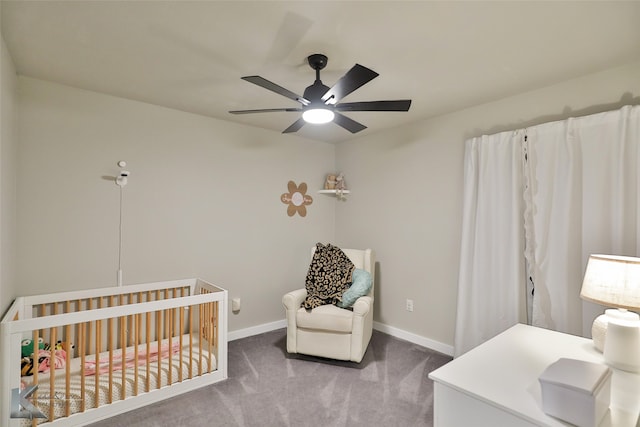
[[406, 299, 414, 312]]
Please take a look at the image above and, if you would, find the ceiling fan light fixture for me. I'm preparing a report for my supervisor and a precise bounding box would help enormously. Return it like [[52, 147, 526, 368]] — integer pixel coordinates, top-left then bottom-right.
[[302, 108, 335, 124]]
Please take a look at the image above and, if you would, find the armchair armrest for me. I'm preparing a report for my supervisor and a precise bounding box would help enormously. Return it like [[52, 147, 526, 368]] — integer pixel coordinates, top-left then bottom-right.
[[283, 288, 307, 310], [283, 288, 307, 354], [352, 295, 373, 316]]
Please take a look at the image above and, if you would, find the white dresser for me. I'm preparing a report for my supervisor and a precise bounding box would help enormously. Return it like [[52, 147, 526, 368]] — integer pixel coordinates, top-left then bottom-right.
[[429, 324, 640, 426]]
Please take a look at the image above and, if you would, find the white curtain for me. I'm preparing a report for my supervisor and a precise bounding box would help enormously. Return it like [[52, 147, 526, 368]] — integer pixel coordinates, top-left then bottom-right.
[[525, 106, 640, 336], [454, 131, 528, 357], [455, 105, 640, 357]]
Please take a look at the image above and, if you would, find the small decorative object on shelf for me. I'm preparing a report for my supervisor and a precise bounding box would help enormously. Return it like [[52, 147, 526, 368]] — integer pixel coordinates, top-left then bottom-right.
[[335, 173, 347, 199], [324, 174, 337, 189], [321, 172, 348, 200]]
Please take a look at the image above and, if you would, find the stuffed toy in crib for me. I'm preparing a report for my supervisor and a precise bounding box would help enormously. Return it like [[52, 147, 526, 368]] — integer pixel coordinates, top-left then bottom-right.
[[21, 337, 45, 358], [20, 339, 71, 376]]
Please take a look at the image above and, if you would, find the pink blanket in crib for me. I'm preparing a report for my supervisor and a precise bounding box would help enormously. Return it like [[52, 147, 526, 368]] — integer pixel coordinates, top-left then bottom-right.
[[84, 341, 181, 376]]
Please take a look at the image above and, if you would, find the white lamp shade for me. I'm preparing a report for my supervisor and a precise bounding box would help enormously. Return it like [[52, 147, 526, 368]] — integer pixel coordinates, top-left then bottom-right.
[[580, 254, 640, 310]]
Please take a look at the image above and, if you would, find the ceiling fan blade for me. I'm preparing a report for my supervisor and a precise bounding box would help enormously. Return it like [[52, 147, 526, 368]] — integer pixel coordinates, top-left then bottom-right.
[[333, 112, 367, 134], [229, 108, 302, 114], [242, 76, 310, 106], [321, 64, 379, 104], [335, 100, 412, 112], [283, 117, 306, 133]]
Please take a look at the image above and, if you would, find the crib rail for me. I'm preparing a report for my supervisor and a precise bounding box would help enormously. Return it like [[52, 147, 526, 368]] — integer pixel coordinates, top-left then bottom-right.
[[1, 278, 227, 427], [29, 285, 192, 358], [18, 278, 207, 310]]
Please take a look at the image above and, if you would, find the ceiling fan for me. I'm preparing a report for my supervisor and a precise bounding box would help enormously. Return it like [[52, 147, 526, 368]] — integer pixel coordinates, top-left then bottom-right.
[[229, 54, 411, 134]]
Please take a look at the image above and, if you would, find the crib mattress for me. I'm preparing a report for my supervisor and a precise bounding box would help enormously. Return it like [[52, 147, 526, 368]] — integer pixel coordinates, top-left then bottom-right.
[[21, 335, 216, 425]]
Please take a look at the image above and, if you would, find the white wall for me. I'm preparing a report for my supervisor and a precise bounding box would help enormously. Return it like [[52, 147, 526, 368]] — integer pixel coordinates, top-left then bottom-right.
[[12, 58, 640, 352], [0, 21, 18, 318], [336, 60, 640, 349], [16, 77, 336, 332]]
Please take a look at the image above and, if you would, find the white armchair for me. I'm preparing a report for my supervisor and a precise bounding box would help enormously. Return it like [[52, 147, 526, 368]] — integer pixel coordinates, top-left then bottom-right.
[[282, 247, 375, 363]]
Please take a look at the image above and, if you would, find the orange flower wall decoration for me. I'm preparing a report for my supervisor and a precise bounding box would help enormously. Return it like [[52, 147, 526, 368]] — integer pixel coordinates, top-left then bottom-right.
[[281, 181, 313, 217]]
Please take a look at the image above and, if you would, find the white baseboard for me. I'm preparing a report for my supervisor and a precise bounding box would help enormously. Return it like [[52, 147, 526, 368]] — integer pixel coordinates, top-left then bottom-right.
[[228, 318, 454, 357], [228, 319, 287, 341], [373, 321, 454, 356]]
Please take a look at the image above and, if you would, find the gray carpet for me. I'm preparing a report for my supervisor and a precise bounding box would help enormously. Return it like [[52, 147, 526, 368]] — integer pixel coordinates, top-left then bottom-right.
[[88, 329, 452, 427]]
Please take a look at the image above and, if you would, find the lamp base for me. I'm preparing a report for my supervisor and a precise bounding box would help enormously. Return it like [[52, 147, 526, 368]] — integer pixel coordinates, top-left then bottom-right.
[[591, 313, 608, 352], [603, 313, 640, 373], [591, 308, 638, 352]]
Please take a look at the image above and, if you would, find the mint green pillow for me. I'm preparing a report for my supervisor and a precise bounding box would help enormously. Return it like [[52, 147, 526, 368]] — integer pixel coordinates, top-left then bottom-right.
[[337, 269, 372, 308]]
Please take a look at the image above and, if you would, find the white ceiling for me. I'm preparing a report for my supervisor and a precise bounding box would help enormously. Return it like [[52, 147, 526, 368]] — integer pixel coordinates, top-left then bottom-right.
[[2, 1, 640, 143]]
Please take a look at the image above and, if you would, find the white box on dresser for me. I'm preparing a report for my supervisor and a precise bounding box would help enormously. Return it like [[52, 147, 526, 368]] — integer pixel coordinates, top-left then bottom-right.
[[539, 358, 612, 427], [429, 324, 640, 427]]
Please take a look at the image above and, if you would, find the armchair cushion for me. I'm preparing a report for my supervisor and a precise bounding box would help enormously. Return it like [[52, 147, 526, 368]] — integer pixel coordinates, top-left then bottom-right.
[[303, 243, 355, 309], [337, 269, 372, 308], [296, 305, 353, 332]]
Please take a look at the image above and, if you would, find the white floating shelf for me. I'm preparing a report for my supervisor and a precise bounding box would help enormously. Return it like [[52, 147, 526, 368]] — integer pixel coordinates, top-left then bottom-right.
[[318, 189, 350, 195]]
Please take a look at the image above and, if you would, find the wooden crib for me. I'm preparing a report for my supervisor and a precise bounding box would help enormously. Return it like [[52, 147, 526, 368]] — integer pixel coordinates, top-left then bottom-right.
[[1, 278, 228, 427]]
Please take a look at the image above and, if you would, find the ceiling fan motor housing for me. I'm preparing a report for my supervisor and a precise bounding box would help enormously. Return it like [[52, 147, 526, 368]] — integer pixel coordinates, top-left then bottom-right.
[[307, 54, 328, 71], [303, 81, 331, 105]]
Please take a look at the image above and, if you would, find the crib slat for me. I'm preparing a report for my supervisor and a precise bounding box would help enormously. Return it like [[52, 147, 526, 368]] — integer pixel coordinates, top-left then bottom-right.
[[75, 298, 82, 355], [168, 299, 173, 386], [198, 303, 203, 376], [127, 293, 133, 347], [165, 290, 170, 338], [87, 298, 93, 356], [107, 310, 114, 403], [168, 309, 173, 385], [32, 329, 40, 427], [120, 314, 126, 401], [65, 315, 72, 417], [118, 294, 124, 340], [95, 298, 102, 408], [79, 322, 86, 413], [156, 308, 162, 389], [146, 309, 151, 392], [134, 312, 141, 396], [156, 289, 161, 336], [208, 296, 213, 372], [189, 304, 194, 379], [39, 303, 45, 334], [209, 301, 214, 373], [49, 304, 59, 422], [179, 306, 184, 382], [49, 325, 57, 422], [204, 298, 209, 372]]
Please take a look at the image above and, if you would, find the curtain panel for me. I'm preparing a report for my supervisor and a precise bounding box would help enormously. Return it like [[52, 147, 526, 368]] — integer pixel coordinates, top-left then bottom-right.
[[455, 105, 640, 357], [454, 131, 528, 357]]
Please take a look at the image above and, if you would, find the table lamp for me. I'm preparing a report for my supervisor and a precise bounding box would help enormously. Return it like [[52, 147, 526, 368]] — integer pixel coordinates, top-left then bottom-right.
[[580, 254, 640, 372]]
